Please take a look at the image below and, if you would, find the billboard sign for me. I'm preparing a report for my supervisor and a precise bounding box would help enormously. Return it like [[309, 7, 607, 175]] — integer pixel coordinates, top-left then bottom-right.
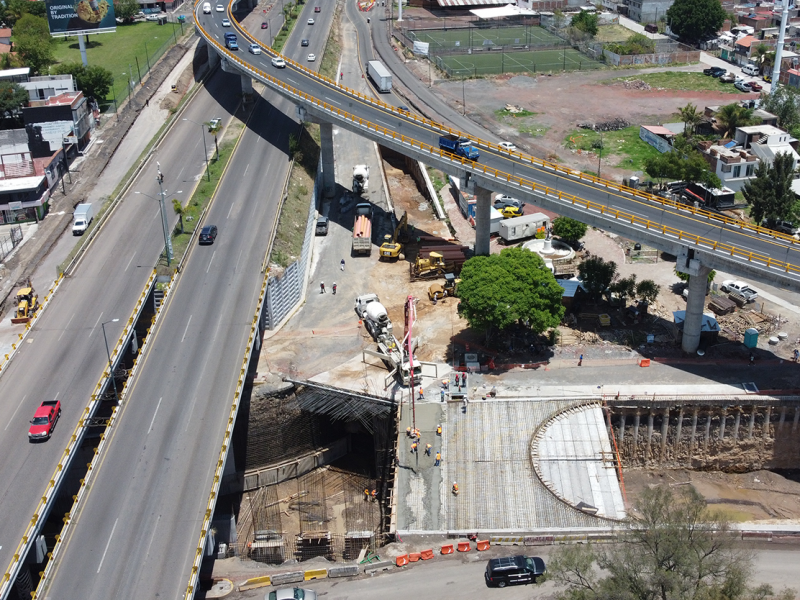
[[46, 0, 116, 37], [412, 41, 429, 56]]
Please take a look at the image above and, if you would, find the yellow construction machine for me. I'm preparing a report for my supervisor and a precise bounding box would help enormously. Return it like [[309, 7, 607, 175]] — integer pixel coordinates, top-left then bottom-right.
[[379, 212, 409, 260], [428, 273, 460, 301], [11, 283, 39, 324], [411, 251, 459, 280]]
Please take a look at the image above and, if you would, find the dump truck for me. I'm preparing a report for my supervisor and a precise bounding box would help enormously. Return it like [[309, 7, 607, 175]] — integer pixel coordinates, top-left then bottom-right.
[[352, 202, 372, 255], [379, 211, 409, 260], [11, 283, 39, 324], [353, 165, 369, 195], [72, 203, 93, 235], [366, 60, 392, 92], [439, 134, 479, 161]]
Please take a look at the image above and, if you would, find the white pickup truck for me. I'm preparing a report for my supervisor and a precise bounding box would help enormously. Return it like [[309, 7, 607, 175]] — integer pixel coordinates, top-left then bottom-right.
[[721, 280, 758, 302]]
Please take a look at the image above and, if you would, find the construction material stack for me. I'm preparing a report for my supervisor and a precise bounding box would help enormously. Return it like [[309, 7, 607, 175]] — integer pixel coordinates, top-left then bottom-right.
[[352, 202, 373, 256], [411, 237, 469, 280]]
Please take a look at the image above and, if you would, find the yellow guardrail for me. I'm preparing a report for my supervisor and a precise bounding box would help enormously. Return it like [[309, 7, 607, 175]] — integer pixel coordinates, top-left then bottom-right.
[[182, 272, 269, 600], [10, 270, 171, 600]]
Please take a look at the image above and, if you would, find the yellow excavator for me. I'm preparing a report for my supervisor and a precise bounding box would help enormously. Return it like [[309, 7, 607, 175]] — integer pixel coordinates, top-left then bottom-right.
[[11, 282, 39, 324], [379, 211, 409, 261]]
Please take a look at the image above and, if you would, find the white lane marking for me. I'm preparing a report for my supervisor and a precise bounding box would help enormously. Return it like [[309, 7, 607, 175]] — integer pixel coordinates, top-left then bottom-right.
[[243, 164, 250, 177], [227, 202, 236, 219], [144, 515, 161, 558], [184, 396, 199, 432], [329, 97, 341, 106], [125, 251, 136, 271], [58, 313, 76, 341], [5, 395, 26, 431], [207, 251, 216, 273], [148, 397, 163, 434], [88, 312, 103, 338], [96, 518, 119, 573], [181, 315, 193, 343], [286, 77, 297, 85], [153, 208, 161, 222], [234, 249, 243, 273]]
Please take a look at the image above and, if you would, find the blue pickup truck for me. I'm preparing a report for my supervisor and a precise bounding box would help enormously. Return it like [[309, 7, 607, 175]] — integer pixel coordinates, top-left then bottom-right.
[[439, 134, 480, 161], [225, 32, 238, 50]]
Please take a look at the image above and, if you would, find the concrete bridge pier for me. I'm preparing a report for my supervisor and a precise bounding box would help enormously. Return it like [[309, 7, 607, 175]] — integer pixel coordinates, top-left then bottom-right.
[[617, 411, 625, 442], [748, 409, 756, 439], [474, 186, 491, 256], [320, 122, 336, 199], [240, 74, 254, 102], [207, 44, 221, 70], [732, 409, 741, 441], [681, 264, 711, 354], [674, 406, 684, 454], [632, 411, 640, 451], [690, 408, 698, 451], [719, 407, 727, 440]]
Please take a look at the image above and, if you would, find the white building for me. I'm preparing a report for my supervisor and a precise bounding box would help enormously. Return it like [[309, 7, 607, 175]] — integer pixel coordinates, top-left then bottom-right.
[[735, 125, 800, 169]]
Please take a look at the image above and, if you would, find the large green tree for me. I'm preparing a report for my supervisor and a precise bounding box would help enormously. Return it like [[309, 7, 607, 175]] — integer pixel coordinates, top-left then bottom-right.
[[457, 247, 564, 340], [761, 85, 800, 137], [549, 485, 784, 600], [666, 0, 726, 43], [715, 103, 757, 138], [0, 81, 29, 119], [114, 0, 141, 20], [1, 0, 45, 26], [742, 152, 798, 226], [52, 62, 114, 101], [552, 217, 587, 243], [644, 137, 721, 189], [577, 256, 617, 301], [13, 14, 54, 75], [678, 102, 702, 136], [570, 10, 598, 36]]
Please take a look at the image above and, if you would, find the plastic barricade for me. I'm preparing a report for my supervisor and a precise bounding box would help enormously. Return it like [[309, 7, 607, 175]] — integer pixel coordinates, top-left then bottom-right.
[[476, 540, 490, 551], [420, 549, 435, 560], [640, 358, 651, 367], [409, 552, 421, 562], [440, 544, 454, 554], [396, 554, 409, 567], [457, 540, 471, 552]]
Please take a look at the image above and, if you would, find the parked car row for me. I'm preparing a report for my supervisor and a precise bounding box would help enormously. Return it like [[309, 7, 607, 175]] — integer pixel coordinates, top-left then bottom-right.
[[703, 64, 764, 92]]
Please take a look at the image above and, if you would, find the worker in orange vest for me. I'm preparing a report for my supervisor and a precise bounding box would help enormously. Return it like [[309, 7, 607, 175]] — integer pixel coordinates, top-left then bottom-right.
[[435, 452, 441, 466], [436, 424, 442, 436], [425, 443, 432, 456], [452, 482, 459, 496], [364, 488, 370, 501], [410, 442, 418, 453], [371, 489, 377, 501], [406, 426, 411, 437]]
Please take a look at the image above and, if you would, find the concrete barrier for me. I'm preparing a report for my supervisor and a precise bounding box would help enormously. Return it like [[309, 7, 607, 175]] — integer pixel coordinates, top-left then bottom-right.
[[328, 565, 360, 578], [271, 570, 305, 586], [364, 560, 393, 573], [304, 568, 328, 581], [238, 575, 272, 591]]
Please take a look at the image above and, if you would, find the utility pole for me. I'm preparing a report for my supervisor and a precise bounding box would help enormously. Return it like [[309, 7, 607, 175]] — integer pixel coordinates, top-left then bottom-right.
[[156, 172, 174, 266], [771, 0, 789, 94]]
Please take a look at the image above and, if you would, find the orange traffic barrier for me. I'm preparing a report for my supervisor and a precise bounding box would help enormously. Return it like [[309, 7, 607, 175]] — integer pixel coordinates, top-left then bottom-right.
[[441, 544, 454, 554], [640, 358, 651, 367], [457, 541, 471, 552], [409, 552, 421, 562], [396, 554, 409, 567], [420, 549, 434, 560], [476, 540, 490, 551]]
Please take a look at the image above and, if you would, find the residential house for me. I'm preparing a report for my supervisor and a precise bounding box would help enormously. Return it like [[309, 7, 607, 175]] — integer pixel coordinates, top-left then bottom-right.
[[623, 0, 673, 23], [20, 74, 76, 103], [704, 106, 779, 128], [0, 151, 59, 224], [739, 13, 770, 32], [696, 140, 759, 191], [735, 124, 800, 169], [21, 91, 94, 157], [734, 34, 756, 65]]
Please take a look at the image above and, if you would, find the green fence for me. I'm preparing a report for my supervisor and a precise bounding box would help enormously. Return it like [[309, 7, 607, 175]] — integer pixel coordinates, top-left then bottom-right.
[[406, 25, 566, 53], [435, 47, 604, 77]]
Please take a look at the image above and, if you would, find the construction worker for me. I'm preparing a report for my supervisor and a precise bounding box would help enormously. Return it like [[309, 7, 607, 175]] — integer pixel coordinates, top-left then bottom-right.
[[440, 389, 445, 402], [436, 424, 442, 436], [461, 372, 466, 386], [371, 489, 377, 501], [364, 488, 370, 501], [434, 452, 441, 466], [320, 282, 325, 294], [406, 426, 412, 437], [410, 442, 417, 453], [332, 282, 337, 295], [418, 386, 424, 399], [413, 428, 420, 439], [452, 482, 459, 496], [425, 443, 432, 456], [793, 348, 799, 362]]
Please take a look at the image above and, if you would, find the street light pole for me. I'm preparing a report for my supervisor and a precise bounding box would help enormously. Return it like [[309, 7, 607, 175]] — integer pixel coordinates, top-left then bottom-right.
[[101, 319, 120, 403], [183, 118, 211, 181], [597, 129, 603, 179], [157, 176, 174, 266]]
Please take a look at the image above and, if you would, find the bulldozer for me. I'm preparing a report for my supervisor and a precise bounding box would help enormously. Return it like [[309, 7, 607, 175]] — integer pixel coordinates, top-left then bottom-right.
[[428, 273, 459, 302], [379, 211, 410, 261], [11, 282, 39, 324], [411, 251, 457, 280]]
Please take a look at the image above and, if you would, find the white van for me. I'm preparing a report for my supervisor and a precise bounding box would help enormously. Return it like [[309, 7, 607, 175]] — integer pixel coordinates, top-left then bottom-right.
[[202, 2, 211, 12], [742, 63, 760, 76]]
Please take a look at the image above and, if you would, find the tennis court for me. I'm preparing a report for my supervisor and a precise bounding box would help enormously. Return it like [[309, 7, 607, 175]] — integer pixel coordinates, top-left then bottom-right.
[[408, 25, 564, 52], [436, 47, 604, 76]]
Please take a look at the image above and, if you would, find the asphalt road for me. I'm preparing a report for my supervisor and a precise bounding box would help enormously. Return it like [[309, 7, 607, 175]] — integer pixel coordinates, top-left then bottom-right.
[[197, 9, 800, 291], [42, 3, 324, 598], [0, 69, 242, 588]]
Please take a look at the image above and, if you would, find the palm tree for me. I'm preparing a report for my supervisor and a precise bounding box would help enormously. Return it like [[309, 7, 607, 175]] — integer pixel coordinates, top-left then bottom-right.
[[678, 102, 702, 136], [206, 119, 222, 159], [753, 43, 770, 72], [172, 198, 186, 234], [715, 103, 755, 138]]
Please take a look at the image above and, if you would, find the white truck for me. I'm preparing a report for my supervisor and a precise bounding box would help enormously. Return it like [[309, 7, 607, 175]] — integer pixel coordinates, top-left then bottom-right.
[[353, 165, 369, 195], [367, 60, 392, 93], [499, 212, 550, 242], [72, 203, 94, 236], [355, 294, 393, 341]]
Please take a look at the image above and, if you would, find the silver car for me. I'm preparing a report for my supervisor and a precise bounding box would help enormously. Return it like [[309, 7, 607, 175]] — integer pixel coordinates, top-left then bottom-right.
[[266, 588, 317, 600]]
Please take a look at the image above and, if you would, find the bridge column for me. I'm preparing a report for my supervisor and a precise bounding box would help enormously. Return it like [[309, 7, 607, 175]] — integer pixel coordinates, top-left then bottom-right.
[[674, 406, 684, 454], [732, 409, 741, 441], [690, 408, 698, 452], [617, 410, 625, 443], [659, 408, 669, 462], [681, 265, 711, 354], [320, 121, 336, 199], [207, 45, 221, 69], [474, 186, 491, 256], [779, 406, 786, 432], [240, 74, 254, 102], [748, 408, 756, 439], [719, 407, 727, 440], [632, 411, 640, 451]]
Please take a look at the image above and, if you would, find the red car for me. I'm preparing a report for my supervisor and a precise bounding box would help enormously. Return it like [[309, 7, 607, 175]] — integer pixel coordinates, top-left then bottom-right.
[[29, 400, 61, 441], [749, 81, 763, 91], [314, 5, 320, 11], [261, 21, 268, 28]]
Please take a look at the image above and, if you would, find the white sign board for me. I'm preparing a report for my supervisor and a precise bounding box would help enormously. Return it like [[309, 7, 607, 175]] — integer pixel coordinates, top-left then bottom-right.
[[8, 201, 22, 211], [413, 41, 429, 56]]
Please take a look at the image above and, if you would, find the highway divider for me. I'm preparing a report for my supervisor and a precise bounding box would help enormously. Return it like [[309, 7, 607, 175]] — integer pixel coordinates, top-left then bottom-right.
[[195, 15, 800, 279], [0, 273, 63, 377], [182, 271, 270, 600], [22, 270, 174, 600]]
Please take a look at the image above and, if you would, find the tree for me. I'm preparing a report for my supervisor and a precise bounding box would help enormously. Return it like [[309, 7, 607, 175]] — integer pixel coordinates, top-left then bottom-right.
[[761, 85, 800, 136], [715, 102, 757, 138], [1, 0, 44, 26], [636, 279, 660, 304], [114, 0, 140, 20], [0, 81, 29, 119], [172, 199, 186, 234], [577, 256, 617, 301], [552, 217, 587, 243], [550, 485, 769, 600], [456, 247, 565, 340], [52, 63, 114, 101], [742, 152, 798, 226], [609, 274, 636, 306], [753, 43, 770, 72], [13, 14, 55, 75], [207, 118, 222, 158], [571, 10, 598, 36], [678, 102, 702, 137], [644, 138, 720, 189], [666, 0, 726, 44]]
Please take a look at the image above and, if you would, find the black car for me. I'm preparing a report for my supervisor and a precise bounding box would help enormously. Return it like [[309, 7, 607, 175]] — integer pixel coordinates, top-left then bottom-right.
[[703, 67, 715, 75], [485, 555, 546, 588], [710, 66, 726, 77], [301, 38, 309, 46], [199, 225, 218, 244]]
